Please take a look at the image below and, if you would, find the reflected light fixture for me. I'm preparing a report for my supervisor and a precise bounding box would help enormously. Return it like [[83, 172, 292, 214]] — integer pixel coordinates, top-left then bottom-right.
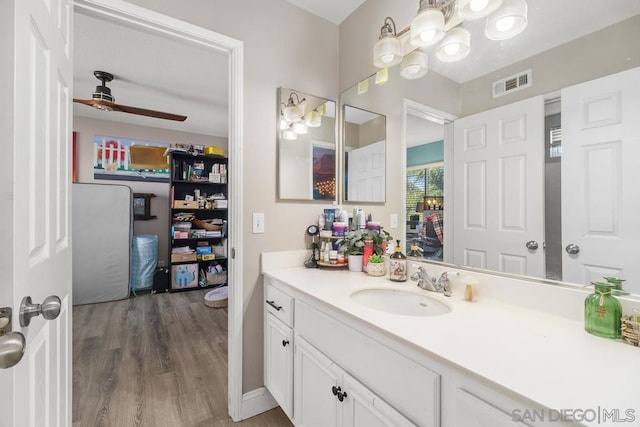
[[282, 124, 297, 141], [373, 17, 402, 68], [371, 0, 527, 80], [485, 0, 528, 40], [282, 92, 305, 123], [293, 121, 308, 135], [400, 50, 429, 79], [304, 110, 322, 128]]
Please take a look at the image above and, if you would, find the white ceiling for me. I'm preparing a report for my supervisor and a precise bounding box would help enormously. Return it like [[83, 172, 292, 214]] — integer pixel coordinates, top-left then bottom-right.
[[73, 2, 640, 138], [73, 13, 228, 137]]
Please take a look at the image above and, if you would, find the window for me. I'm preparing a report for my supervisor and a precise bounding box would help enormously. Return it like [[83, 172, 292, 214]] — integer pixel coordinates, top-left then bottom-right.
[[406, 163, 444, 221]]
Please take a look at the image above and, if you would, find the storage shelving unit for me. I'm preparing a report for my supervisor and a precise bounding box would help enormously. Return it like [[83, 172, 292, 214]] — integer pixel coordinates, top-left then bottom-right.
[[169, 152, 228, 292]]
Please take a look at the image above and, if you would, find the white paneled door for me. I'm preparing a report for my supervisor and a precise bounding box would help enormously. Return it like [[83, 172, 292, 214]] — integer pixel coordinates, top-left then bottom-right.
[[0, 0, 73, 426], [347, 140, 386, 202], [453, 96, 545, 277], [561, 67, 640, 289]]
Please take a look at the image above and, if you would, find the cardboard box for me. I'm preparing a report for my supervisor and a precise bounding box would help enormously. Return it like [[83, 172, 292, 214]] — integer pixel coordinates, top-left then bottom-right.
[[171, 263, 198, 289], [214, 199, 228, 209], [173, 231, 189, 239], [171, 252, 197, 263], [199, 254, 216, 261], [174, 200, 199, 209], [196, 246, 212, 255]]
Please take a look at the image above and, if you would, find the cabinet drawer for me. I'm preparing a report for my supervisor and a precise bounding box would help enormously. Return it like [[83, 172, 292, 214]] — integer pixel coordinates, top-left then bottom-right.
[[265, 280, 294, 327], [296, 300, 439, 427]]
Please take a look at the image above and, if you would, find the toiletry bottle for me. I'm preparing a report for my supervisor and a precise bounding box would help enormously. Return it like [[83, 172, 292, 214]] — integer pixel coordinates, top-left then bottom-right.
[[584, 282, 621, 338], [407, 244, 422, 260], [357, 209, 366, 230], [389, 240, 407, 282]]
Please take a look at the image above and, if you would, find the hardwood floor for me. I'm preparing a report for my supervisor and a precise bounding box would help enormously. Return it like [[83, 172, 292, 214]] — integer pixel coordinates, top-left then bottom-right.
[[73, 290, 292, 427]]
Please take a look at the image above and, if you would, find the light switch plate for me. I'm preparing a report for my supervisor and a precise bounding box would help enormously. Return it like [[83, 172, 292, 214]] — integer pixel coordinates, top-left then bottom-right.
[[390, 213, 398, 229], [252, 213, 265, 234]]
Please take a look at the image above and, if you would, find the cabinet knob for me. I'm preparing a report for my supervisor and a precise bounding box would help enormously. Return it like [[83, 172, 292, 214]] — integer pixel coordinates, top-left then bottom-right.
[[337, 390, 348, 402], [282, 339, 290, 347], [331, 386, 339, 396]]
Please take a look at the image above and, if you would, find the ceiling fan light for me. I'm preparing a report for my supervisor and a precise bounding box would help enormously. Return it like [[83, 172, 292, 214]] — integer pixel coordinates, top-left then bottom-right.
[[485, 0, 528, 40], [436, 27, 471, 62], [92, 103, 114, 112], [410, 8, 445, 47], [373, 36, 402, 68], [400, 50, 429, 80], [457, 0, 503, 20]]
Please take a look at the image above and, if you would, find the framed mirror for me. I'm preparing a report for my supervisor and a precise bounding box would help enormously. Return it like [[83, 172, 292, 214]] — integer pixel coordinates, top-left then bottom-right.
[[342, 105, 386, 203], [277, 87, 336, 201], [339, 11, 640, 295]]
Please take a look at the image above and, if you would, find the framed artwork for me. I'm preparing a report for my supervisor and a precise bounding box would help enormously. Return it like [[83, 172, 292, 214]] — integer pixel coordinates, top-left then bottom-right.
[[93, 135, 171, 182]]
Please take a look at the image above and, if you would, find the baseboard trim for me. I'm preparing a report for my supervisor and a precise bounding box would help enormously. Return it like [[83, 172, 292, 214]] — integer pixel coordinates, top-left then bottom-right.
[[240, 387, 278, 420]]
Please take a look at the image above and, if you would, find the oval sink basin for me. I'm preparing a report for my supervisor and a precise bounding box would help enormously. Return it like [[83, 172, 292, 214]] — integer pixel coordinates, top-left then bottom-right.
[[350, 288, 451, 317]]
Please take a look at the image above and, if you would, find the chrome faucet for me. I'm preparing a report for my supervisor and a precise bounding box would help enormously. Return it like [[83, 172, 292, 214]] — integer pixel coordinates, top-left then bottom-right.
[[410, 266, 452, 297]]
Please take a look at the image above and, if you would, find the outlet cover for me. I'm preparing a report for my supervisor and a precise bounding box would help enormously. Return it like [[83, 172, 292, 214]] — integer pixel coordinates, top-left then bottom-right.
[[390, 213, 398, 229]]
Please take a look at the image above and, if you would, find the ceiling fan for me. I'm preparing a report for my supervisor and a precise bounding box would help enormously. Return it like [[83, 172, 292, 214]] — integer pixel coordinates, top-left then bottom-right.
[[73, 71, 187, 122]]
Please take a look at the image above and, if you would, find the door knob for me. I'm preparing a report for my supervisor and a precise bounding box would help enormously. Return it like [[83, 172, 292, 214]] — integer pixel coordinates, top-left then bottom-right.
[[525, 241, 539, 250], [565, 244, 580, 255], [19, 295, 61, 327], [0, 332, 26, 369]]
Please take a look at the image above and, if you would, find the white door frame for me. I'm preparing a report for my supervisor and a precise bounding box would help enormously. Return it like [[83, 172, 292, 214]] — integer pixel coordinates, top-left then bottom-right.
[[73, 0, 245, 420], [402, 99, 457, 262]]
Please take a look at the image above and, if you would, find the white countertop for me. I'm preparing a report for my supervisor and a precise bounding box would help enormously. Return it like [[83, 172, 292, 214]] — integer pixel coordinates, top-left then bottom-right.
[[263, 266, 640, 426]]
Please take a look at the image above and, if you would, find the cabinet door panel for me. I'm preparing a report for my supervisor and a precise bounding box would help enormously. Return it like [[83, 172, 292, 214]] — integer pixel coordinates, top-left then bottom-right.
[[265, 314, 293, 419], [294, 337, 341, 427], [342, 373, 416, 427]]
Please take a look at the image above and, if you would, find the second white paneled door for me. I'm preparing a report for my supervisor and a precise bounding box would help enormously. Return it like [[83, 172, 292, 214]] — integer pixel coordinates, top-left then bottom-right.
[[453, 96, 545, 277], [561, 67, 640, 289]]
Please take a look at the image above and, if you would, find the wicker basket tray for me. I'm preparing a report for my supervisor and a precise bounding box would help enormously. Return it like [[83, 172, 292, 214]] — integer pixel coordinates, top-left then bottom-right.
[[192, 218, 222, 232], [621, 314, 639, 346], [206, 271, 227, 285]]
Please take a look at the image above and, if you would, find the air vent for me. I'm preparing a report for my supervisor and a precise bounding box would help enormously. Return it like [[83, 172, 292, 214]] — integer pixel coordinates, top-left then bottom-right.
[[492, 69, 532, 98]]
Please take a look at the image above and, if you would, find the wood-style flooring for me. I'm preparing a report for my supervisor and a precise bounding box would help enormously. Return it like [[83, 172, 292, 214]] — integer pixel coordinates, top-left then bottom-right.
[[73, 290, 292, 427]]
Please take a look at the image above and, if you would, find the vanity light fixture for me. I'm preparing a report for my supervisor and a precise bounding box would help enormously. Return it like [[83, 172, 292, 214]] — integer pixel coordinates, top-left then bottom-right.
[[373, 17, 403, 68], [400, 50, 429, 79], [292, 121, 308, 135], [410, 0, 447, 47], [304, 110, 322, 128], [435, 26, 471, 62], [485, 0, 528, 40], [372, 0, 527, 79]]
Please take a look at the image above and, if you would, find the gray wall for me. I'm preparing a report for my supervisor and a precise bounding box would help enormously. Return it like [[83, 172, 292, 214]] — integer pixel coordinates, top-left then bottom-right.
[[74, 116, 227, 267], [123, 0, 339, 393]]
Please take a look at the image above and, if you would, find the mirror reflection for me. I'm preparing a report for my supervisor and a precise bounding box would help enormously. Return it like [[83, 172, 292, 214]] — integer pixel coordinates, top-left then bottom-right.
[[339, 13, 640, 295], [277, 87, 336, 201], [343, 105, 386, 203]]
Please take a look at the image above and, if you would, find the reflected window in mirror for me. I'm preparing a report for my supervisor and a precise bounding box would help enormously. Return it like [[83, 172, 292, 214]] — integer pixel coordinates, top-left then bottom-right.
[[343, 105, 386, 203], [277, 87, 337, 201]]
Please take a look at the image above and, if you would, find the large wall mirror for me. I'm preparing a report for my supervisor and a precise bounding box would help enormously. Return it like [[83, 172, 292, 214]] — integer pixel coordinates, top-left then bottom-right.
[[339, 12, 640, 295], [277, 87, 337, 201], [343, 105, 386, 203]]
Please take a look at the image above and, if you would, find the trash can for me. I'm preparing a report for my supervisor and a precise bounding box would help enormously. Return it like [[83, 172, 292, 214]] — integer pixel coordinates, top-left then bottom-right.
[[130, 234, 158, 292]]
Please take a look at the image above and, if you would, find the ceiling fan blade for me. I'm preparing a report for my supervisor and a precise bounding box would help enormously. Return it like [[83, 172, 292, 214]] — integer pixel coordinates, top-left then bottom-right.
[[73, 98, 99, 106], [111, 103, 187, 122]]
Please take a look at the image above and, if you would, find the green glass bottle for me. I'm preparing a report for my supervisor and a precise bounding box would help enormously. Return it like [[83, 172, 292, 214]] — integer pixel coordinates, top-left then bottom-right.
[[584, 282, 621, 339], [603, 276, 629, 296]]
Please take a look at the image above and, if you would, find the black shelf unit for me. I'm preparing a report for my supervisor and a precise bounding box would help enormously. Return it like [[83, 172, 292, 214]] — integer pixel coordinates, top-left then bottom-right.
[[169, 152, 228, 293]]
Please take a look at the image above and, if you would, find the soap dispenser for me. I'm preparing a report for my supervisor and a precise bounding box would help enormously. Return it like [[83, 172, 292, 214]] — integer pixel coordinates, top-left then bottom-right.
[[389, 240, 407, 282], [584, 281, 621, 339]]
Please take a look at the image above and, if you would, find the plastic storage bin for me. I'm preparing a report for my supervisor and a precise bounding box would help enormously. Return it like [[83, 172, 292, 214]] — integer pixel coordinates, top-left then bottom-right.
[[130, 234, 158, 292]]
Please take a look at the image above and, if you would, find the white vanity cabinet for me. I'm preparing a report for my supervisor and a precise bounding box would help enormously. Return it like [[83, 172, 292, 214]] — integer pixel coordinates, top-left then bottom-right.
[[294, 336, 415, 427], [264, 279, 295, 419]]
